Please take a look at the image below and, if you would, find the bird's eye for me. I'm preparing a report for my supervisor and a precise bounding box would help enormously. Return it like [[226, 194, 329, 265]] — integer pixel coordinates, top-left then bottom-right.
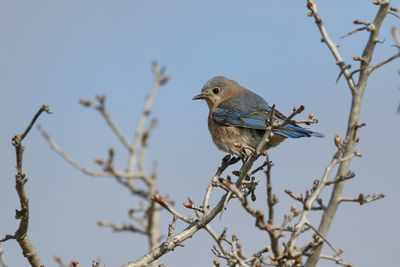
[[212, 87, 220, 94]]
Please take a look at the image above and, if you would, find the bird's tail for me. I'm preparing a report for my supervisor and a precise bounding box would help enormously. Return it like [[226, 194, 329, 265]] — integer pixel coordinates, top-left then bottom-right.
[[274, 124, 324, 138]]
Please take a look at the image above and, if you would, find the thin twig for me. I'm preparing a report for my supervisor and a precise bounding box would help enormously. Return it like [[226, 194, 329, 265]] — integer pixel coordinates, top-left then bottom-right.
[[368, 52, 400, 73], [203, 155, 241, 214], [339, 193, 385, 205], [340, 26, 368, 39], [97, 221, 147, 235], [96, 98, 132, 150], [128, 62, 168, 173], [38, 125, 129, 178], [319, 254, 353, 267], [306, 0, 357, 92], [164, 216, 178, 250], [305, 221, 337, 254]]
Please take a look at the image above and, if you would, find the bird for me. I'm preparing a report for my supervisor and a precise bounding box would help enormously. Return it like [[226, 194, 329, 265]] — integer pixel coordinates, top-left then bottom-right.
[[192, 76, 323, 156]]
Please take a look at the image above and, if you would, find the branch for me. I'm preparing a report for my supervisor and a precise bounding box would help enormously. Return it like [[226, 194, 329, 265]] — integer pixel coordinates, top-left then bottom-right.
[[97, 221, 148, 235], [39, 63, 168, 267], [163, 216, 178, 250], [319, 254, 353, 267], [305, 1, 392, 266], [38, 125, 126, 177], [287, 149, 361, 257], [306, 0, 357, 92], [368, 52, 400, 73], [1, 105, 51, 267], [123, 113, 281, 266], [202, 155, 241, 214], [389, 10, 400, 19], [264, 156, 282, 259], [127, 62, 169, 173], [153, 194, 193, 223], [80, 96, 132, 150], [339, 193, 385, 205]]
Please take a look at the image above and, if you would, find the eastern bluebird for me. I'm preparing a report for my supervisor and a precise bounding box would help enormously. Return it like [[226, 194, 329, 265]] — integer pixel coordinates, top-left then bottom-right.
[[193, 76, 323, 156]]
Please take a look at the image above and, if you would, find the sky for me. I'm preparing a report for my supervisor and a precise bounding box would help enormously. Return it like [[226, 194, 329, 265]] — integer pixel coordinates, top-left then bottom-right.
[[1, 0, 399, 266]]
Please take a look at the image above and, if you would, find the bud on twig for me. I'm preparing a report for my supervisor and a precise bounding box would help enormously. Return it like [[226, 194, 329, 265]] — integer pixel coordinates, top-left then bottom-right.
[[160, 75, 170, 85], [284, 189, 293, 195], [93, 158, 104, 165], [256, 210, 264, 219], [307, 0, 314, 9], [213, 259, 220, 267], [54, 255, 62, 263], [95, 95, 106, 103], [334, 134, 341, 148], [336, 248, 345, 256], [183, 202, 192, 209], [79, 99, 92, 107], [153, 194, 165, 204]]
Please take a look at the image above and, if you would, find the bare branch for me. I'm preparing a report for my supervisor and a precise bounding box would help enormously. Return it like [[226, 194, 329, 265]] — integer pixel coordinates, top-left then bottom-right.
[[123, 120, 278, 266], [20, 104, 52, 141], [339, 193, 386, 205], [286, 149, 361, 259], [340, 26, 368, 39], [164, 216, 178, 250], [87, 96, 132, 150], [368, 52, 400, 73], [305, 221, 337, 255], [1, 105, 51, 267], [305, 1, 392, 266], [97, 221, 147, 235], [306, 0, 357, 91], [203, 155, 241, 213], [153, 194, 193, 223], [39, 64, 167, 267], [128, 62, 169, 173], [38, 125, 127, 178], [319, 254, 353, 267], [389, 10, 400, 19]]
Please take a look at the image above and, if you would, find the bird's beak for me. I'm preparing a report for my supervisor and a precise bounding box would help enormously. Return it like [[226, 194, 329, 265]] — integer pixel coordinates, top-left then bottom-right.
[[192, 93, 205, 100]]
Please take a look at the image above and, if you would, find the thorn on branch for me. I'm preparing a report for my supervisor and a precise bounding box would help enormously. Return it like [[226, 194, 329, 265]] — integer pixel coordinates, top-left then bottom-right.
[[336, 64, 352, 84], [340, 26, 369, 39]]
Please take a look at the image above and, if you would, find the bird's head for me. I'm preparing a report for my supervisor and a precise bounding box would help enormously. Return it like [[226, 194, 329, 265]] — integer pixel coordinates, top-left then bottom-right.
[[192, 76, 238, 109]]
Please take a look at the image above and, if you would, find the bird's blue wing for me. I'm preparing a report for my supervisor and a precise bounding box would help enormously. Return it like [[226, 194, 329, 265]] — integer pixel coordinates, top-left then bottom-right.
[[212, 94, 322, 138]]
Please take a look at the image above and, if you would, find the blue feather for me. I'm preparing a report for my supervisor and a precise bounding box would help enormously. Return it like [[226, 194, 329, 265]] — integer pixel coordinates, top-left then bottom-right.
[[212, 97, 323, 139]]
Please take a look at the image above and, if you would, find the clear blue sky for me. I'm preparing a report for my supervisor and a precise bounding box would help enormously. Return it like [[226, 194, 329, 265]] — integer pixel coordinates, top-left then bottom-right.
[[1, 1, 399, 266]]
